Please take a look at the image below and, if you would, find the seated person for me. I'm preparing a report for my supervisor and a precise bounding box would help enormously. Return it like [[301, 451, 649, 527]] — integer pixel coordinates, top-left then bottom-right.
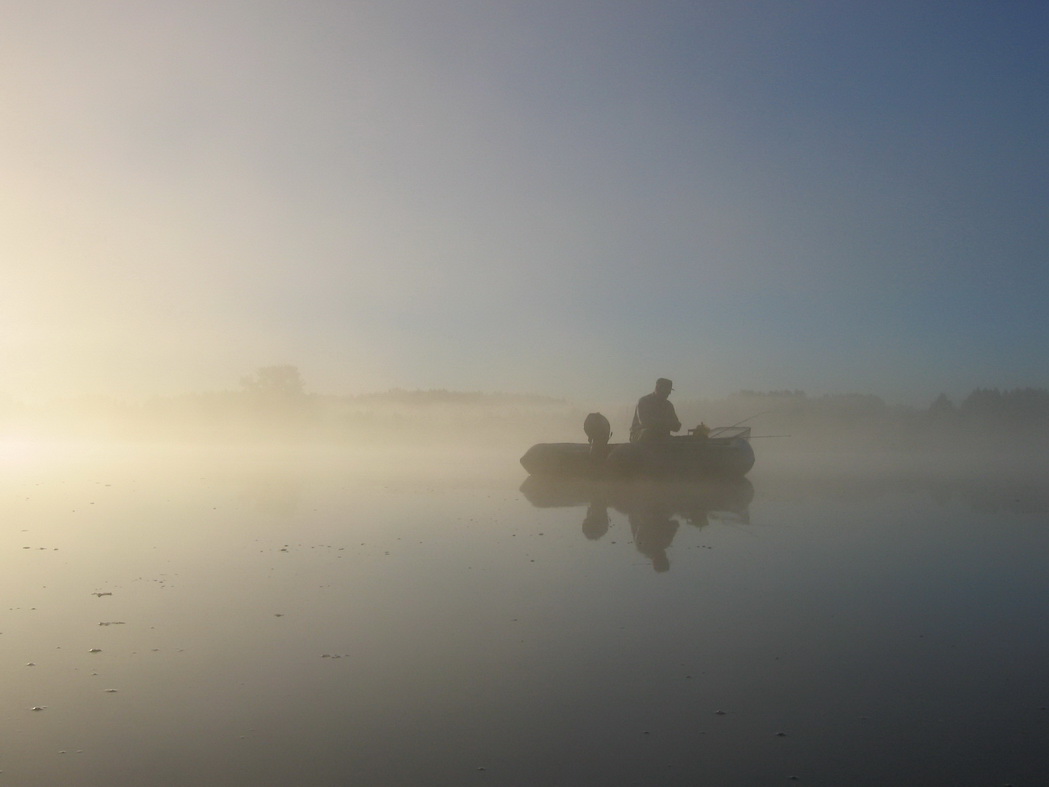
[[630, 378, 682, 442]]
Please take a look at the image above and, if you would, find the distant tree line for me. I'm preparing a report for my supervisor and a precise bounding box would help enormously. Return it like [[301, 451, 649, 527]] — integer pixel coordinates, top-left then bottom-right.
[[0, 366, 576, 444], [0, 367, 1047, 450], [669, 387, 1049, 451]]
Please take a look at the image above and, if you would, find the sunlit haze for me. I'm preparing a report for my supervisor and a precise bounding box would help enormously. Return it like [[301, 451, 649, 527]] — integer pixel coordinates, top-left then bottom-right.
[[4, 1, 1047, 406]]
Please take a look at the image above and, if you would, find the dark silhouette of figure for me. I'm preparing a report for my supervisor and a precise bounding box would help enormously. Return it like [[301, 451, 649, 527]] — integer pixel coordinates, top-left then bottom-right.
[[630, 378, 682, 442], [582, 496, 610, 540], [629, 500, 679, 572], [583, 412, 612, 462]]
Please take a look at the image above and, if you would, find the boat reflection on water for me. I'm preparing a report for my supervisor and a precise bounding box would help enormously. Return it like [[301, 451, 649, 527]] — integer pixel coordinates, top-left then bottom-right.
[[520, 475, 754, 572]]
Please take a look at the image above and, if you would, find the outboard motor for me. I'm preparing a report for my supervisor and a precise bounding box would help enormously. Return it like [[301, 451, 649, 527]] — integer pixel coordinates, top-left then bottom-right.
[[583, 412, 612, 462]]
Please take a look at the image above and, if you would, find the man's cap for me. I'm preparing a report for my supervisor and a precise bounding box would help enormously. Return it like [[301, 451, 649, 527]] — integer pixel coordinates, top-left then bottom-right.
[[656, 378, 673, 390]]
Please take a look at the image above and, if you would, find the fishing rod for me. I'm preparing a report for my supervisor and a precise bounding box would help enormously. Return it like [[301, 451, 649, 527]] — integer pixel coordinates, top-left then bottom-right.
[[687, 410, 788, 440], [702, 410, 784, 438], [723, 409, 781, 429]]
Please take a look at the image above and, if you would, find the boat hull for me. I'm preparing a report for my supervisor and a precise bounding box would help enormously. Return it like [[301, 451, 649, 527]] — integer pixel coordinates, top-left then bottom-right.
[[520, 437, 755, 479]]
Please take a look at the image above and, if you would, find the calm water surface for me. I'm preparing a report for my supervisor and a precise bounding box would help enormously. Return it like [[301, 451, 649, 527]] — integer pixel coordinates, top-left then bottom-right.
[[2, 443, 1048, 785]]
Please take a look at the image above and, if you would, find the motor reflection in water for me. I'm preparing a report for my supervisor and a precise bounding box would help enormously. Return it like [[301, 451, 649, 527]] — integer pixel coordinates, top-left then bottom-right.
[[520, 475, 754, 572]]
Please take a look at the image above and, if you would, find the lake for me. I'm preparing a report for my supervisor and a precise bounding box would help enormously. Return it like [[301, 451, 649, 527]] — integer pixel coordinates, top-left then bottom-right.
[[2, 442, 1048, 785]]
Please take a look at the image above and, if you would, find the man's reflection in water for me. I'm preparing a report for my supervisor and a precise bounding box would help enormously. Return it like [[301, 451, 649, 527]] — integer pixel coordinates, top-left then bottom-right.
[[582, 497, 610, 540], [629, 500, 679, 572], [519, 475, 754, 573]]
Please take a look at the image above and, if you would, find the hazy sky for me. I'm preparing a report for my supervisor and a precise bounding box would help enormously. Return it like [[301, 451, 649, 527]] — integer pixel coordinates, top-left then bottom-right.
[[4, 1, 1048, 405]]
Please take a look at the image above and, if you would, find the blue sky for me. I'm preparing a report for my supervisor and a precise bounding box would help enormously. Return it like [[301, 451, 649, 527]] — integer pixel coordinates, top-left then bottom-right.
[[3, 1, 1047, 405]]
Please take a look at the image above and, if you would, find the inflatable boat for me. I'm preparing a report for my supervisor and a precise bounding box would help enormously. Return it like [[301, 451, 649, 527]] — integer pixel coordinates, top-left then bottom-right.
[[520, 427, 755, 479]]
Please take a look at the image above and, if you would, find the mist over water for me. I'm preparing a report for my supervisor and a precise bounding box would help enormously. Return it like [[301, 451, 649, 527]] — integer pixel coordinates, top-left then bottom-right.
[[3, 434, 1048, 785], [6, 372, 1049, 460], [6, 1, 1048, 779]]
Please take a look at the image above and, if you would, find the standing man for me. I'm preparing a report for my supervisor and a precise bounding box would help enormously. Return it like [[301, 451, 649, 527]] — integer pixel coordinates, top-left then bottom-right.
[[630, 378, 682, 442]]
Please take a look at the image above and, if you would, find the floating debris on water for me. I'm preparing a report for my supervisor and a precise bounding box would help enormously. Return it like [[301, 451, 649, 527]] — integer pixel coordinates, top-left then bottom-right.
[[88, 648, 102, 653], [98, 621, 126, 626], [91, 592, 113, 597], [30, 706, 46, 711]]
